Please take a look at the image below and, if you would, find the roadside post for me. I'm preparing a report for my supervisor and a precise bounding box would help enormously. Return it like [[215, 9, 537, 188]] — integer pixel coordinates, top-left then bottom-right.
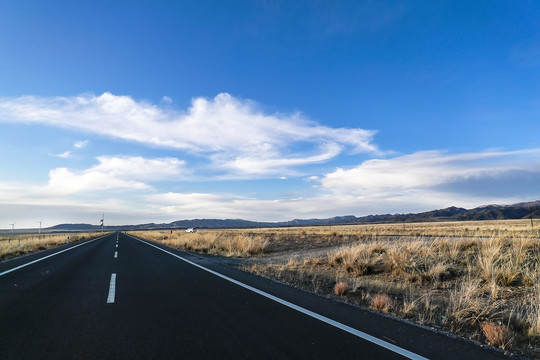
[[67, 235, 70, 244]]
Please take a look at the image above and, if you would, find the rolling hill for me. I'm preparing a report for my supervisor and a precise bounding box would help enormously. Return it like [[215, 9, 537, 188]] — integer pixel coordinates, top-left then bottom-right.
[[39, 200, 540, 232]]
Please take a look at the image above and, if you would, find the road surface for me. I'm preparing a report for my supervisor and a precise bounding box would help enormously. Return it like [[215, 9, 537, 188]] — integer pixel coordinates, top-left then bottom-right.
[[0, 232, 510, 359]]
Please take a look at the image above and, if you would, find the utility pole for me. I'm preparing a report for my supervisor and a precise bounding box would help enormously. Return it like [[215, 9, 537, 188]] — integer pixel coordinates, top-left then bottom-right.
[[37, 221, 42, 236], [9, 222, 15, 244], [529, 207, 534, 230]]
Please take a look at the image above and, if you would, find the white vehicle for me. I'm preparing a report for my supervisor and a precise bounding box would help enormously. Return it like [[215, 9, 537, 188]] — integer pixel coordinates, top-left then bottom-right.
[[184, 227, 197, 233]]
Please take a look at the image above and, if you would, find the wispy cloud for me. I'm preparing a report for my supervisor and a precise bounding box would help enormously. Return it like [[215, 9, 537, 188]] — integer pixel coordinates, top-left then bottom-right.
[[74, 140, 88, 148], [0, 92, 379, 177], [214, 142, 343, 177], [319, 149, 540, 201], [52, 140, 88, 159], [44, 156, 186, 195], [146, 148, 540, 221], [0, 155, 187, 212], [54, 151, 71, 159], [2, 93, 538, 226], [1, 148, 539, 227], [146, 191, 334, 220]]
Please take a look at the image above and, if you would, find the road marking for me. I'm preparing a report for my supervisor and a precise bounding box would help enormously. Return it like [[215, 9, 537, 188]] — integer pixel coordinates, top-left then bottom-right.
[[0, 234, 109, 277], [107, 273, 116, 303], [116, 244, 118, 248], [129, 235, 428, 360], [114, 251, 118, 258]]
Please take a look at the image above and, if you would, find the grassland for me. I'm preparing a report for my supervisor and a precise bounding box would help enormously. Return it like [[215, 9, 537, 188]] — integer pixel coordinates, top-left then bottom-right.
[[129, 229, 268, 257], [133, 220, 539, 357], [0, 232, 105, 261]]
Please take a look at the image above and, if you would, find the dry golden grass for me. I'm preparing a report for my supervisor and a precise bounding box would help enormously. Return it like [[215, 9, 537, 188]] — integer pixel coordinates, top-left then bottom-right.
[[372, 293, 393, 313], [129, 220, 538, 356], [328, 243, 380, 275], [129, 229, 268, 257], [481, 322, 513, 350], [0, 232, 104, 260], [319, 234, 537, 345], [527, 286, 540, 339], [226, 219, 539, 356], [334, 281, 348, 296], [235, 219, 540, 241]]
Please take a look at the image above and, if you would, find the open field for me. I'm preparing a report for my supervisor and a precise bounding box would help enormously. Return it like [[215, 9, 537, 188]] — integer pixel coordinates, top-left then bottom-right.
[[129, 229, 269, 257], [133, 220, 539, 358], [0, 232, 107, 261]]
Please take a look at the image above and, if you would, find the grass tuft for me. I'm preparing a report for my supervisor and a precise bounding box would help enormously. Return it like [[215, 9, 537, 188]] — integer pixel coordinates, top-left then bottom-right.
[[372, 293, 393, 313], [481, 322, 513, 349], [0, 232, 103, 260], [129, 230, 268, 257], [334, 281, 348, 296], [132, 220, 539, 356]]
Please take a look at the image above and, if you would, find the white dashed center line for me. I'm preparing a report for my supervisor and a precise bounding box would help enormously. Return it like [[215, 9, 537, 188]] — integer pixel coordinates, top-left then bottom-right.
[[107, 273, 116, 304], [114, 251, 118, 258]]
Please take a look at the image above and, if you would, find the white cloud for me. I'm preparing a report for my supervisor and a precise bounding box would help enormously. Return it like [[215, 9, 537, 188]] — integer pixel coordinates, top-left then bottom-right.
[[144, 190, 500, 223], [215, 142, 343, 177], [45, 156, 186, 195], [146, 146, 540, 220], [89, 156, 186, 181], [2, 148, 539, 228], [74, 140, 88, 148], [54, 151, 71, 158], [52, 140, 88, 159], [0, 155, 189, 227], [0, 92, 379, 176], [147, 192, 327, 220], [47, 167, 149, 194], [319, 149, 540, 202], [2, 92, 538, 226]]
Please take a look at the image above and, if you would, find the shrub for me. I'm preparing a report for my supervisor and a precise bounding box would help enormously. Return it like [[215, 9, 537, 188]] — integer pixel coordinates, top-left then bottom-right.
[[334, 282, 348, 296], [372, 293, 393, 313], [481, 322, 513, 349]]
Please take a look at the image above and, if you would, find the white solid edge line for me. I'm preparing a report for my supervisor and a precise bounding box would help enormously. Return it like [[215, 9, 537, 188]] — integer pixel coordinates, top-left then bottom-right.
[[107, 273, 116, 303], [0, 234, 110, 277], [129, 234, 429, 360]]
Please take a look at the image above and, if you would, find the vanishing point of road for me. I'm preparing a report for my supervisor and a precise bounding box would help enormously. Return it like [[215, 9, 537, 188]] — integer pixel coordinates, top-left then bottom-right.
[[0, 232, 511, 359]]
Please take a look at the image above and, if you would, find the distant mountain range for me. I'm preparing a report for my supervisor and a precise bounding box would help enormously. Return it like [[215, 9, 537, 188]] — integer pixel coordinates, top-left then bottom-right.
[[39, 200, 540, 232]]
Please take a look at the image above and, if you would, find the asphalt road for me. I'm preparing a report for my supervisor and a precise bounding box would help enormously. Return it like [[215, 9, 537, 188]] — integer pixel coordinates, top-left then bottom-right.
[[0, 232, 511, 359]]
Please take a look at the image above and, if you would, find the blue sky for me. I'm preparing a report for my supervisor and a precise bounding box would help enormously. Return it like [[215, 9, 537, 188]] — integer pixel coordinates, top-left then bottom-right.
[[1, 0, 540, 228]]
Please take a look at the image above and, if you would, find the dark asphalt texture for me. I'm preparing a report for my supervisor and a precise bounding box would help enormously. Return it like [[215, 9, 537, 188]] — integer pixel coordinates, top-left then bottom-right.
[[0, 232, 512, 359]]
